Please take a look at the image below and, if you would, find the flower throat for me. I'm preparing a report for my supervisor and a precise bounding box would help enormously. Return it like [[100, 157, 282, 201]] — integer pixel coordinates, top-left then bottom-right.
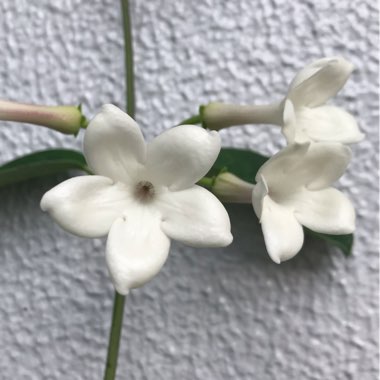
[[134, 180, 155, 202]]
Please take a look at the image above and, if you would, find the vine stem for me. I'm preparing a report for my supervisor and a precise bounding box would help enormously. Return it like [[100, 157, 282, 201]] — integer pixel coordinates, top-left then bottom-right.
[[104, 293, 126, 380], [122, 0, 135, 118], [103, 1, 135, 379]]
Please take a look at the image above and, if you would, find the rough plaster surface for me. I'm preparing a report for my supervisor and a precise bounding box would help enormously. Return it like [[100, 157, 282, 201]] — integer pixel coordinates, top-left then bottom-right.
[[0, 0, 378, 379]]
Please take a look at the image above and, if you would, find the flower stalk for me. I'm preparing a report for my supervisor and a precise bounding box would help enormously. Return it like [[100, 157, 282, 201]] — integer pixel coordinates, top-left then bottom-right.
[[0, 100, 87, 134], [103, 0, 135, 378], [104, 292, 126, 380]]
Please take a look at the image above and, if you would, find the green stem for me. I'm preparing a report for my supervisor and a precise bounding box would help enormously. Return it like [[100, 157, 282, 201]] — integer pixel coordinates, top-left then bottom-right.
[[103, 1, 135, 379], [122, 0, 135, 118], [177, 113, 201, 126], [104, 293, 126, 380]]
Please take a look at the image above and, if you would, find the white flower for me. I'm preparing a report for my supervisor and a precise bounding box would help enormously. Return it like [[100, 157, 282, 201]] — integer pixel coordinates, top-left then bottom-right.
[[41, 104, 232, 294], [252, 142, 355, 263], [282, 57, 364, 144], [201, 57, 364, 145]]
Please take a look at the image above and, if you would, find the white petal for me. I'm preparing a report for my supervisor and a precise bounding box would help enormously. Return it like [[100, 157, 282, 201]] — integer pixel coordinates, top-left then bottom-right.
[[259, 196, 304, 263], [84, 104, 146, 183], [281, 99, 297, 144], [257, 143, 351, 192], [297, 143, 352, 190], [40, 176, 130, 238], [252, 174, 269, 219], [106, 208, 170, 294], [146, 125, 221, 191], [156, 185, 233, 247], [295, 105, 364, 144], [293, 188, 355, 234], [256, 143, 309, 192], [288, 57, 354, 108]]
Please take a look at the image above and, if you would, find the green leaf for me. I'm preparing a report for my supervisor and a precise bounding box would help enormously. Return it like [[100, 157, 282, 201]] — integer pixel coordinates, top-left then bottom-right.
[[208, 147, 268, 183], [208, 147, 354, 256], [305, 228, 354, 256], [0, 149, 90, 187]]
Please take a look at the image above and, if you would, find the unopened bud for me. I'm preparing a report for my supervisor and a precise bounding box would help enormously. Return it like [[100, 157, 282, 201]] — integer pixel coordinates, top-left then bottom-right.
[[0, 100, 87, 135]]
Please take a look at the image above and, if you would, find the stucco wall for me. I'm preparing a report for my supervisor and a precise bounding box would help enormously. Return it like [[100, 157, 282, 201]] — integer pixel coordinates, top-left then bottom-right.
[[0, 1, 378, 379]]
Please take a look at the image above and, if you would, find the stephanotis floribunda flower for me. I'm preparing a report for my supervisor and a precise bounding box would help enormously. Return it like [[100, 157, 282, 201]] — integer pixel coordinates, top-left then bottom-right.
[[280, 57, 364, 144], [252, 142, 355, 263], [41, 104, 233, 294], [200, 57, 363, 145]]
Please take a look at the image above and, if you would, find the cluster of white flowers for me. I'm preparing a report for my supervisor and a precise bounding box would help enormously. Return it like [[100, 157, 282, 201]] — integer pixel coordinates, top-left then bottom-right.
[[212, 57, 362, 263], [40, 57, 362, 294]]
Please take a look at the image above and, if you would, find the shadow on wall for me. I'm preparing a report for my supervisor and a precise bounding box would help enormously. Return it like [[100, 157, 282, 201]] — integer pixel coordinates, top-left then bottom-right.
[[226, 202, 333, 269], [0, 174, 339, 308], [0, 175, 335, 273]]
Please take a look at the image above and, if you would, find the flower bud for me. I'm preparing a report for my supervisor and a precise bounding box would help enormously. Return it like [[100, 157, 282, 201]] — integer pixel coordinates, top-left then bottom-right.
[[0, 100, 87, 135]]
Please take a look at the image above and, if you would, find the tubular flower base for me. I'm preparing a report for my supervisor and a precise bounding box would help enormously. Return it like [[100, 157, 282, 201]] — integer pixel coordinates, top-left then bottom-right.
[[200, 102, 283, 130], [252, 143, 355, 263], [41, 104, 232, 294], [212, 172, 254, 203], [200, 57, 364, 145]]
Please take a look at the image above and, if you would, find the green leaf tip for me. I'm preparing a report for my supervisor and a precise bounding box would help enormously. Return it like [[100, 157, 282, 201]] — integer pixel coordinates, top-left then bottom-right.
[[0, 149, 91, 188], [177, 113, 202, 126], [305, 228, 354, 256]]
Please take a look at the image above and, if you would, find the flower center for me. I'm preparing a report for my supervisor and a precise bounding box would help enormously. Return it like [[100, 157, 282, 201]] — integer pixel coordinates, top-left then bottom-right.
[[134, 180, 155, 202]]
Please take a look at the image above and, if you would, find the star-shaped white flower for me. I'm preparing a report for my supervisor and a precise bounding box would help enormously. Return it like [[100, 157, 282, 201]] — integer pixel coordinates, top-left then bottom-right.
[[252, 142, 355, 263], [282, 57, 364, 144], [41, 104, 233, 294]]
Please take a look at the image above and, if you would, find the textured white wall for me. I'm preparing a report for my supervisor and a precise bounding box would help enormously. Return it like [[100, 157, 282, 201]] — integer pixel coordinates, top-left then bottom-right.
[[0, 0, 378, 379]]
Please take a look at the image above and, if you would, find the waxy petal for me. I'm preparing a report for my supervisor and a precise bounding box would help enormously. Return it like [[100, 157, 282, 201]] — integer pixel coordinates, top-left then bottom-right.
[[157, 185, 233, 247], [256, 143, 309, 193], [288, 57, 354, 108], [40, 176, 130, 238], [84, 104, 146, 183], [281, 99, 297, 144], [257, 143, 351, 193], [106, 208, 170, 295], [293, 188, 355, 234], [252, 174, 269, 219], [296, 143, 352, 190], [259, 196, 304, 263], [146, 125, 221, 191], [295, 105, 364, 144]]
